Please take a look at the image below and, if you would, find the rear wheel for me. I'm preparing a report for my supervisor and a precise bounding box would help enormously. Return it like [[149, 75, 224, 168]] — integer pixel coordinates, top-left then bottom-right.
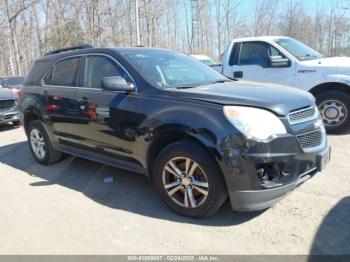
[[27, 120, 62, 165], [153, 140, 227, 218], [316, 90, 350, 134]]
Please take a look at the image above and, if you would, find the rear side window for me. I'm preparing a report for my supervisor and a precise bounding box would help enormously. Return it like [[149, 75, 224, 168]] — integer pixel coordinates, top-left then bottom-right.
[[44, 57, 80, 86], [83, 56, 130, 89], [25, 60, 53, 86]]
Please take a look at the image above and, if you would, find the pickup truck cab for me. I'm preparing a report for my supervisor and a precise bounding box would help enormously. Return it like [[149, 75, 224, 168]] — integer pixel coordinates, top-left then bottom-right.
[[221, 36, 350, 133]]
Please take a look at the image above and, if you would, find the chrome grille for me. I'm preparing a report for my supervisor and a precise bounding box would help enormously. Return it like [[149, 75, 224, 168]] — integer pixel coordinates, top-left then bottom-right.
[[288, 107, 316, 125], [0, 100, 16, 113], [297, 130, 322, 149]]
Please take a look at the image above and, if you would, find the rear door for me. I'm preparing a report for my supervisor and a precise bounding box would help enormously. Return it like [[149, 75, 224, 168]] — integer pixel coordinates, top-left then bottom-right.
[[227, 41, 296, 87], [41, 56, 83, 144], [76, 54, 140, 161]]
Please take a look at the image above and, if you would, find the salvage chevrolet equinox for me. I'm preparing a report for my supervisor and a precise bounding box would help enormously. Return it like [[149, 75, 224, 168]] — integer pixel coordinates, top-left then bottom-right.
[[19, 45, 331, 218]]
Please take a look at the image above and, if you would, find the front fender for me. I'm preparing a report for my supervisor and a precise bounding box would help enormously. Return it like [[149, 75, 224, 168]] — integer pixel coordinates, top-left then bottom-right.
[[325, 74, 350, 86]]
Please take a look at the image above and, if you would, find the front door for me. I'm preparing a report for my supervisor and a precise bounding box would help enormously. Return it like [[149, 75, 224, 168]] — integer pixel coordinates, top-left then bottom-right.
[[76, 54, 140, 161], [230, 41, 296, 87]]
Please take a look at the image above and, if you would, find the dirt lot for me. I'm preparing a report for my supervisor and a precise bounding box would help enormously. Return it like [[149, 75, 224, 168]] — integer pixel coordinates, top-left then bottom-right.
[[0, 124, 349, 255]]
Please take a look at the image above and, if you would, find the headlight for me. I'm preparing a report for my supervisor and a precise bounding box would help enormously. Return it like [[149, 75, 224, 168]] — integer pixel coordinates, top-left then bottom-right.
[[223, 106, 287, 141]]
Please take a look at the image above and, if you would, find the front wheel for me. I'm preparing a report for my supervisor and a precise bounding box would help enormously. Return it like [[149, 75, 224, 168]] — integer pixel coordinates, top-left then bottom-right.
[[153, 140, 227, 218], [316, 90, 350, 134]]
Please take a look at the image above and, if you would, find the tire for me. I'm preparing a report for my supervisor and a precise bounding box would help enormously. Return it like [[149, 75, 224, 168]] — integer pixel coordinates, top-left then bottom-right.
[[27, 120, 62, 165], [12, 120, 21, 127], [316, 90, 350, 134], [152, 140, 227, 218]]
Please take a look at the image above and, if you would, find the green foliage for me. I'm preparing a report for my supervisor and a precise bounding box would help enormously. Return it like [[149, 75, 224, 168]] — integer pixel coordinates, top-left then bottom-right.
[[43, 18, 85, 51]]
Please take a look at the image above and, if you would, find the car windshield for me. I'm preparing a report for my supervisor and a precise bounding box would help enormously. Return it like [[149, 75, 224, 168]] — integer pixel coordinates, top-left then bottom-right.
[[275, 38, 323, 61], [0, 76, 24, 87], [121, 50, 228, 89]]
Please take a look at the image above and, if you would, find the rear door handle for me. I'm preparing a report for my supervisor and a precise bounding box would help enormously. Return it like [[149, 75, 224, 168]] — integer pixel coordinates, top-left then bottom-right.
[[42, 90, 49, 99], [233, 71, 243, 78]]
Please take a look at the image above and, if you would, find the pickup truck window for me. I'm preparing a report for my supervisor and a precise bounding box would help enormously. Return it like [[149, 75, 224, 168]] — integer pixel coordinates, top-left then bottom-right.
[[229, 42, 241, 66], [239, 42, 269, 67], [238, 42, 286, 67]]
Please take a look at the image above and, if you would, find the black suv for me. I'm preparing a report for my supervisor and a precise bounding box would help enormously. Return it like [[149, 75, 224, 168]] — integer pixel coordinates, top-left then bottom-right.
[[19, 45, 331, 218]]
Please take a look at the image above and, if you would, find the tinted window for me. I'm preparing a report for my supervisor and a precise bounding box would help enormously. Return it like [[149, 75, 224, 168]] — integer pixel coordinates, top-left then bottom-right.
[[83, 56, 129, 89], [44, 57, 80, 86], [26, 60, 53, 86], [239, 42, 268, 67], [229, 42, 241, 66]]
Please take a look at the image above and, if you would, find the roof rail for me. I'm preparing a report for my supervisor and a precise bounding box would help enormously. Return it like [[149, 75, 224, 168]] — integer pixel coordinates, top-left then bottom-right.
[[44, 44, 95, 56]]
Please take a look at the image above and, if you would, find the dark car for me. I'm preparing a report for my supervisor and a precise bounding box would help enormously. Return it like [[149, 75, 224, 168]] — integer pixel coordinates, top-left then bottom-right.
[[19, 45, 331, 218], [0, 78, 21, 126], [0, 76, 25, 89]]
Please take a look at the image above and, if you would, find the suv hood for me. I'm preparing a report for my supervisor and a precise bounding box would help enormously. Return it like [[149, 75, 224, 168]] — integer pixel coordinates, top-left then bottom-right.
[[0, 88, 16, 100], [300, 57, 350, 68], [170, 81, 315, 116]]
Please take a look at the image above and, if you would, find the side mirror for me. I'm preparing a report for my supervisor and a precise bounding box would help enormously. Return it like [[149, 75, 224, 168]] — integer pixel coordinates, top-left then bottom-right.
[[269, 56, 290, 68], [101, 76, 134, 92]]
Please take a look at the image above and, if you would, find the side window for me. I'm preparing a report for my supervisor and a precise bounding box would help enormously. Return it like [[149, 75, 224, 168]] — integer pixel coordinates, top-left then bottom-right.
[[239, 42, 269, 67], [83, 56, 130, 89], [268, 44, 286, 58], [229, 42, 241, 66], [44, 57, 80, 86]]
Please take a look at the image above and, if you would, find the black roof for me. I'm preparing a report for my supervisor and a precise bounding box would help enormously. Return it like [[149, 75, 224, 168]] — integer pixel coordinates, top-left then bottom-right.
[[44, 44, 95, 56]]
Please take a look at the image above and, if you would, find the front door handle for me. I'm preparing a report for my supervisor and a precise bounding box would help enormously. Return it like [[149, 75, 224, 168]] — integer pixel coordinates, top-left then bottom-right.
[[233, 71, 243, 78]]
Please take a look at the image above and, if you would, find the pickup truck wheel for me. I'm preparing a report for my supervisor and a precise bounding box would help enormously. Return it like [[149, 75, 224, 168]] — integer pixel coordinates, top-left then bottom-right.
[[27, 120, 62, 165], [153, 140, 227, 218], [316, 90, 350, 134]]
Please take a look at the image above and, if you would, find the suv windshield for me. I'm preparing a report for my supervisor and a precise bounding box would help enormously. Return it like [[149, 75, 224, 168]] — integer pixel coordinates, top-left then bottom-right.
[[275, 38, 323, 61], [121, 50, 228, 89]]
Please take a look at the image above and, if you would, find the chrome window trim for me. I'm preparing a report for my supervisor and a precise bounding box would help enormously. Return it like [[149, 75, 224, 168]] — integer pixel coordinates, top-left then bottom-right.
[[40, 53, 138, 92]]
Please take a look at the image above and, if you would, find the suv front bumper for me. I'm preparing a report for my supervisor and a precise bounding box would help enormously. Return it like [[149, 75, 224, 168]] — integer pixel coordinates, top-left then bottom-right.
[[220, 133, 331, 212], [230, 145, 330, 211]]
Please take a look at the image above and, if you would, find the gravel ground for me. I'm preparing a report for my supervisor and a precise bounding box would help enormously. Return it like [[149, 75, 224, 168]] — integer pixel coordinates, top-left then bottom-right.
[[0, 125, 349, 255]]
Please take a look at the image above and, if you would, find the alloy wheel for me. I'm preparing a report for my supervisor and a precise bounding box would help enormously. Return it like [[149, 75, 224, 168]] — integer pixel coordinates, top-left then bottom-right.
[[30, 128, 46, 159], [162, 157, 209, 208]]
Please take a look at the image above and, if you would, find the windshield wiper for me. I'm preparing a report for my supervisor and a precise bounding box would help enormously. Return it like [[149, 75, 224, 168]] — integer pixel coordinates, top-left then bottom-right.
[[210, 79, 233, 84], [174, 85, 197, 89], [297, 54, 320, 60]]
